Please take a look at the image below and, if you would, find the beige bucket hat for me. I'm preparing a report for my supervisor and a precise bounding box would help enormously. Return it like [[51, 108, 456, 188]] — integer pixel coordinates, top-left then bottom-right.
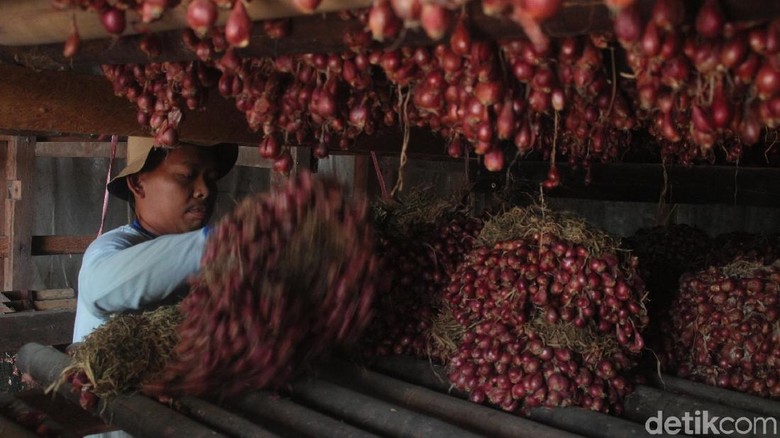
[[107, 137, 238, 201]]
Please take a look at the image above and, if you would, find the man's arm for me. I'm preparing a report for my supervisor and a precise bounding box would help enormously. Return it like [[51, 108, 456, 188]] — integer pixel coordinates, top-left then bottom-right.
[[78, 228, 208, 316]]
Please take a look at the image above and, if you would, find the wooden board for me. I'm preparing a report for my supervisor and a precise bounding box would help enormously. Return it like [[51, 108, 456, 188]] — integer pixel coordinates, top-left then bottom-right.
[[1, 0, 780, 68], [32, 289, 75, 301], [0, 310, 75, 351], [35, 141, 128, 159], [31, 235, 95, 256], [1, 137, 35, 291], [0, 0, 375, 46], [0, 64, 259, 146], [33, 299, 76, 312], [476, 161, 780, 207]]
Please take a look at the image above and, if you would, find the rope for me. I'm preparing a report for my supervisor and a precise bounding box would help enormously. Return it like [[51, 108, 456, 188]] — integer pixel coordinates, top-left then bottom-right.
[[97, 135, 118, 236]]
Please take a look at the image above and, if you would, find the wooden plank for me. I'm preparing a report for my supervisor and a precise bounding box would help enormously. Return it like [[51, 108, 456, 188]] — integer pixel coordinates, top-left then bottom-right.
[[4, 301, 32, 312], [353, 155, 370, 197], [236, 145, 273, 169], [0, 0, 375, 46], [33, 299, 76, 312], [31, 235, 94, 256], [0, 64, 259, 146], [35, 142, 127, 159], [1, 290, 29, 301], [475, 161, 780, 208], [2, 1, 780, 69], [2, 136, 35, 291], [0, 310, 75, 351], [0, 65, 448, 157], [0, 139, 6, 289], [32, 289, 75, 301], [36, 142, 290, 168]]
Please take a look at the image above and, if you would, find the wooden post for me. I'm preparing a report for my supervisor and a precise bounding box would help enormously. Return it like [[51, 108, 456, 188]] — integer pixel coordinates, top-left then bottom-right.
[[1, 136, 35, 291], [352, 156, 369, 199]]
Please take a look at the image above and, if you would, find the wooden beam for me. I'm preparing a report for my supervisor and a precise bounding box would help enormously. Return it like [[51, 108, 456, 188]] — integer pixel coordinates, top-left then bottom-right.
[[31, 235, 94, 256], [2, 0, 780, 70], [2, 136, 35, 291], [33, 299, 76, 312], [0, 140, 6, 288], [476, 161, 780, 207], [0, 64, 449, 159], [0, 310, 75, 351], [0, 64, 259, 146], [236, 145, 273, 168], [32, 289, 75, 301], [35, 141, 128, 159], [0, 0, 374, 46], [352, 155, 370, 198]]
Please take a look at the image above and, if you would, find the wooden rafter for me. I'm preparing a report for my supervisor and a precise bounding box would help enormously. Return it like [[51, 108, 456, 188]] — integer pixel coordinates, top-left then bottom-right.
[[2, 1, 780, 73]]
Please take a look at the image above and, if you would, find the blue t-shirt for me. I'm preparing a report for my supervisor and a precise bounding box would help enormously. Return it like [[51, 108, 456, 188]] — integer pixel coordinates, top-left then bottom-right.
[[73, 224, 208, 342]]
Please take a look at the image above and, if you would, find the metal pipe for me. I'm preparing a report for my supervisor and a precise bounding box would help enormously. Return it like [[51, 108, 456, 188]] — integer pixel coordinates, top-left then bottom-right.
[[229, 390, 379, 438], [0, 391, 77, 438], [655, 374, 780, 419], [320, 360, 582, 438], [0, 412, 39, 437], [527, 406, 685, 438], [624, 386, 773, 438], [290, 378, 482, 438], [176, 396, 279, 438], [369, 356, 452, 392], [16, 343, 225, 438], [369, 356, 688, 438]]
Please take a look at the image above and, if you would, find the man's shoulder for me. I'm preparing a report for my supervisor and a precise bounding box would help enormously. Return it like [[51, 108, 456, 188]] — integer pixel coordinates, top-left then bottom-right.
[[85, 224, 150, 254]]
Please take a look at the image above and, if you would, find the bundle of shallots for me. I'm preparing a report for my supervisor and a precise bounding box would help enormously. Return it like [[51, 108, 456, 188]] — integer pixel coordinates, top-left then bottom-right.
[[361, 192, 482, 362], [663, 261, 780, 399], [144, 171, 381, 397], [444, 206, 649, 415]]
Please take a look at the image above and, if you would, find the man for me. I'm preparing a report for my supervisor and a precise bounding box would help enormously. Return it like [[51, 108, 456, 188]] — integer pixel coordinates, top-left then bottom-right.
[[73, 137, 238, 343]]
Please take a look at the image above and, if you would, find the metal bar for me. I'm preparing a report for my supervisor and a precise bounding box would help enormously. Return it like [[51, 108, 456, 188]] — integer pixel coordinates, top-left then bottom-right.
[[369, 356, 453, 392], [656, 374, 780, 419], [0, 411, 38, 437], [290, 378, 482, 438], [229, 390, 378, 438], [16, 343, 226, 438], [0, 392, 78, 438], [624, 386, 773, 438], [176, 396, 279, 438], [369, 356, 686, 438], [527, 407, 684, 438], [320, 360, 582, 438]]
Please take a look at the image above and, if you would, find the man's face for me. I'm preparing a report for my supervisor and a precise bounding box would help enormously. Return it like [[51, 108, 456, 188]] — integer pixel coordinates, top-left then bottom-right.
[[131, 145, 221, 235]]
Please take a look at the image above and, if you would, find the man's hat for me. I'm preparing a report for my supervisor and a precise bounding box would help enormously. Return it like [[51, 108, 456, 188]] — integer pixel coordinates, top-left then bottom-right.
[[107, 137, 238, 201]]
